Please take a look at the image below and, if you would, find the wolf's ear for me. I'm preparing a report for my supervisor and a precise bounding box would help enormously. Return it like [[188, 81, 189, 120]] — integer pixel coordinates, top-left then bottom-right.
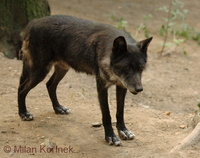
[[137, 37, 153, 53], [112, 36, 127, 56]]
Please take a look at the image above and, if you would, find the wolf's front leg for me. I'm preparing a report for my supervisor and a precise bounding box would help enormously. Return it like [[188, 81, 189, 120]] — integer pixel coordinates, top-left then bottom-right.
[[116, 86, 135, 140], [96, 77, 121, 146]]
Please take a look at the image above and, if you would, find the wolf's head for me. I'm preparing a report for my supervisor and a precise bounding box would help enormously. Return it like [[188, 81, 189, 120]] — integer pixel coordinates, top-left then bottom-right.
[[111, 36, 152, 94]]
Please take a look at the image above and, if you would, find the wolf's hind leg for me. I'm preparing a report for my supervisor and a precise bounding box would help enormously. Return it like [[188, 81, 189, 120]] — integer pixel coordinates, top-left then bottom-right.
[[18, 62, 50, 121], [46, 65, 70, 114]]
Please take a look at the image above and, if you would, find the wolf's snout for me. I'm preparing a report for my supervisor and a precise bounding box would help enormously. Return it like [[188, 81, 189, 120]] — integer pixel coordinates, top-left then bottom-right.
[[129, 86, 143, 95], [135, 87, 143, 92]]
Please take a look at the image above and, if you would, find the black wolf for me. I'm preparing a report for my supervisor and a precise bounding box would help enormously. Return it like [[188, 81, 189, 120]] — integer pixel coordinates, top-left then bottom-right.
[[18, 15, 152, 146]]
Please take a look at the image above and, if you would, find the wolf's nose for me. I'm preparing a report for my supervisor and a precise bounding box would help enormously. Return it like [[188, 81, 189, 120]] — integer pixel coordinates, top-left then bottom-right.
[[135, 87, 143, 92]]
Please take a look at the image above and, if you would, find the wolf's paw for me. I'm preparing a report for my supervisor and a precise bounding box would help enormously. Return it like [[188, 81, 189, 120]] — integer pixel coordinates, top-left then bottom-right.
[[106, 134, 121, 146], [19, 111, 34, 121], [118, 129, 135, 140], [54, 105, 70, 114]]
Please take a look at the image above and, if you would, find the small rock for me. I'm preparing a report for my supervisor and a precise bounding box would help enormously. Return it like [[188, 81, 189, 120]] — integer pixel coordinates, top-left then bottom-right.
[[41, 139, 56, 149], [179, 125, 187, 129], [91, 122, 102, 127], [66, 83, 72, 88], [1, 131, 7, 133], [41, 136, 45, 139], [166, 111, 171, 116], [9, 151, 14, 156], [138, 103, 149, 109]]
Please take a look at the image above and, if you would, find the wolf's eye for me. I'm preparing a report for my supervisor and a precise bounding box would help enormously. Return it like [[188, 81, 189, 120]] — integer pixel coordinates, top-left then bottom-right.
[[124, 65, 130, 70]]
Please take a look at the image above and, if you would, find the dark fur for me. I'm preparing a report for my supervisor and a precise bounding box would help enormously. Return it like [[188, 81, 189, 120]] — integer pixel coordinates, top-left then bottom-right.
[[18, 15, 152, 146]]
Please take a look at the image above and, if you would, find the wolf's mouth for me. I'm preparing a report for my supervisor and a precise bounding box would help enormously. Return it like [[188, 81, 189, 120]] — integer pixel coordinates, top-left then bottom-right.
[[130, 91, 138, 95]]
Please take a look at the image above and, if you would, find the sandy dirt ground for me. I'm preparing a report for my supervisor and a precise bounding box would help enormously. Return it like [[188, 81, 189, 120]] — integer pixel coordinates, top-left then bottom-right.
[[0, 0, 200, 157]]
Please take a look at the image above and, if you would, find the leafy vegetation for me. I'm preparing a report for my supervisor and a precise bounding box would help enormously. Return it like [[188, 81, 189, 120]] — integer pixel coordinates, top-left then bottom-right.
[[110, 15, 128, 31], [197, 103, 200, 109], [134, 14, 152, 38], [156, 0, 199, 55], [111, 0, 199, 56]]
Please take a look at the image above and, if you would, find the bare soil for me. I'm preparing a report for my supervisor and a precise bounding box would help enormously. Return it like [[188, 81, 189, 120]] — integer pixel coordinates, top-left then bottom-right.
[[0, 0, 200, 157]]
